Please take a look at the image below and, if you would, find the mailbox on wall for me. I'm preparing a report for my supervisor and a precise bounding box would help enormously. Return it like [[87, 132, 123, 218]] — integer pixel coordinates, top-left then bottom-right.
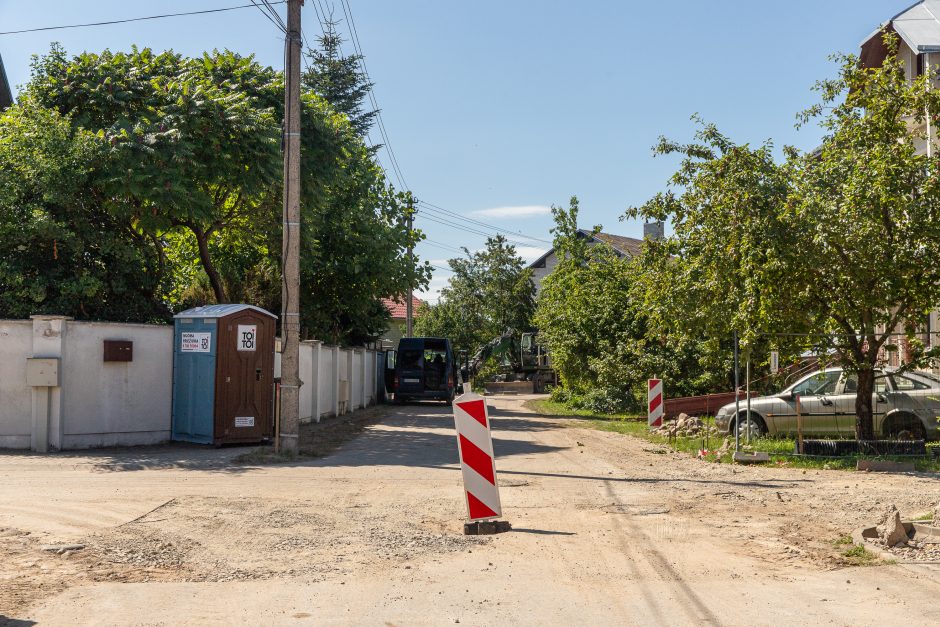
[[171, 304, 277, 445]]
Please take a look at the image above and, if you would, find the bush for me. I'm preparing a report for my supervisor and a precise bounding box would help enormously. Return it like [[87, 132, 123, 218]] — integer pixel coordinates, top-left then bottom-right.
[[549, 386, 572, 404], [580, 387, 636, 415]]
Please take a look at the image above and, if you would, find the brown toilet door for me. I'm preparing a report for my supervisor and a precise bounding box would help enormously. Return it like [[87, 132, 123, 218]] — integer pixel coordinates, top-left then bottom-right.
[[215, 312, 274, 442]]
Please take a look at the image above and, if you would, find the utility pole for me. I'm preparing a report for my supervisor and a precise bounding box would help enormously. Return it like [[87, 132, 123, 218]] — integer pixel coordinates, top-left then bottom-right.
[[279, 0, 303, 453], [406, 193, 414, 338]]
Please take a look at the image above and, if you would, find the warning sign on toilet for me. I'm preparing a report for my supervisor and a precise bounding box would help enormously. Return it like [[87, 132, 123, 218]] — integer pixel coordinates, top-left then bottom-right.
[[181, 332, 211, 353]]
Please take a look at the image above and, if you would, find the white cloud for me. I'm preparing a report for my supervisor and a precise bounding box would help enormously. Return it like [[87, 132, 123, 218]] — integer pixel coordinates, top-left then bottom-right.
[[470, 205, 552, 219]]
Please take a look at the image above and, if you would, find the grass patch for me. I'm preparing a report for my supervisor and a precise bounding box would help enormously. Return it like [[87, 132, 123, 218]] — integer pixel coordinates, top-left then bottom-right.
[[527, 398, 940, 472], [832, 534, 854, 547], [912, 512, 935, 522], [841, 544, 883, 566]]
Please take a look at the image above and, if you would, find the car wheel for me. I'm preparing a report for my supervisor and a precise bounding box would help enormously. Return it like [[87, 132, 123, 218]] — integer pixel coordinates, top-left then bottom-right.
[[887, 414, 926, 440], [735, 413, 766, 438]]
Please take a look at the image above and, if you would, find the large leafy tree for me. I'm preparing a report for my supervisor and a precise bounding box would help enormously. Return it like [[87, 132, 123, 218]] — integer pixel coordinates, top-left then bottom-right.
[[415, 235, 535, 356], [0, 102, 171, 321], [25, 46, 281, 305], [628, 37, 940, 439], [14, 44, 427, 344]]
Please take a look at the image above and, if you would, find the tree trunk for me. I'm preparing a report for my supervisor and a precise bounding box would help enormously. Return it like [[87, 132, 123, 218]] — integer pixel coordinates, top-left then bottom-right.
[[193, 228, 227, 304], [855, 367, 876, 441]]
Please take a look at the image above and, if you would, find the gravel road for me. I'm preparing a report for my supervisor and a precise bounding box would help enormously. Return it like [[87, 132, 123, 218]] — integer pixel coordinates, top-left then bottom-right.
[[2, 394, 939, 626]]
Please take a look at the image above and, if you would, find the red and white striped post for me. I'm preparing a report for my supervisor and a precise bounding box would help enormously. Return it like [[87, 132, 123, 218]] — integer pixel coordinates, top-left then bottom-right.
[[648, 378, 664, 428], [452, 392, 503, 528]]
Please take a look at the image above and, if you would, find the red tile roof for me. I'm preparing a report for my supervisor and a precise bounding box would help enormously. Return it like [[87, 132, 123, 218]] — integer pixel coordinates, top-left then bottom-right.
[[382, 296, 425, 319]]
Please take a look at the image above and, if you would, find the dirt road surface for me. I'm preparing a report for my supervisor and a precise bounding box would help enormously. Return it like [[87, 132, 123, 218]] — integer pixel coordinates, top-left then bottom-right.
[[2, 395, 939, 626]]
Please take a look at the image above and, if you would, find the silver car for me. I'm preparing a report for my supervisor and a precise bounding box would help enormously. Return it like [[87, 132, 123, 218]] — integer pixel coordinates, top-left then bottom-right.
[[714, 367, 940, 440]]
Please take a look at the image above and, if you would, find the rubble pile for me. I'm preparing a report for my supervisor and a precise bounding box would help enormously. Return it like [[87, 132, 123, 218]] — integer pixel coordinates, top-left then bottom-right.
[[653, 413, 720, 438], [877, 505, 909, 548]]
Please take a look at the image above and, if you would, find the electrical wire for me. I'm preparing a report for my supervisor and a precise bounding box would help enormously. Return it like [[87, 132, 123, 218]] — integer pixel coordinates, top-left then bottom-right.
[[249, 0, 287, 33], [338, 0, 408, 190], [422, 239, 465, 254], [0, 2, 287, 35], [261, 0, 288, 31], [417, 200, 553, 245], [416, 212, 538, 249]]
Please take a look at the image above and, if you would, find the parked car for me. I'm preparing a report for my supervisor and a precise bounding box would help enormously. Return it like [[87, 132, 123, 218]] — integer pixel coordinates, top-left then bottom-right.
[[714, 367, 940, 440], [388, 337, 460, 405]]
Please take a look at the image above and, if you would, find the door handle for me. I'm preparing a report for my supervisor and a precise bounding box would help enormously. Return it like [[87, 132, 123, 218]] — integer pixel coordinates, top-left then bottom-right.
[[256, 368, 262, 382], [819, 397, 833, 406]]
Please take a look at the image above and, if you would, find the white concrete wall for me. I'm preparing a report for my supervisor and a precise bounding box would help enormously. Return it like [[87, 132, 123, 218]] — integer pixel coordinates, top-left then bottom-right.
[[0, 320, 33, 448], [298, 342, 380, 424], [63, 322, 173, 448], [0, 318, 173, 450]]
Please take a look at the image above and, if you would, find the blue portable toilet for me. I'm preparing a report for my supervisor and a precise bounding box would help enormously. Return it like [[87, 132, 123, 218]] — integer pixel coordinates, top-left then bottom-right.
[[172, 304, 277, 445]]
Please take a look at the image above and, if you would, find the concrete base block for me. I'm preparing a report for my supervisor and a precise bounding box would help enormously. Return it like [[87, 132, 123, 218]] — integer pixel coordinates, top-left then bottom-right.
[[856, 460, 916, 473], [463, 520, 512, 535], [733, 451, 770, 464]]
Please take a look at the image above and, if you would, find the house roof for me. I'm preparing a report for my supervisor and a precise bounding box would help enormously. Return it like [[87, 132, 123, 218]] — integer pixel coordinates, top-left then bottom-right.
[[527, 229, 645, 269], [174, 304, 277, 319], [382, 296, 424, 319], [0, 54, 13, 110], [861, 1, 940, 62]]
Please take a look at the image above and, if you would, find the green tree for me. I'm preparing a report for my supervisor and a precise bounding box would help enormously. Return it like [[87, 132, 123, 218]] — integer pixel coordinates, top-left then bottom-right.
[[535, 198, 728, 412], [415, 235, 535, 356], [26, 46, 281, 305], [628, 37, 940, 438], [17, 44, 427, 343], [0, 102, 171, 321], [302, 16, 377, 138]]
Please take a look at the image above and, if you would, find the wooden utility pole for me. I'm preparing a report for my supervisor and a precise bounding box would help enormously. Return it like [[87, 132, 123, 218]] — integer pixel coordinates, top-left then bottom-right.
[[279, 0, 303, 453], [406, 194, 414, 338]]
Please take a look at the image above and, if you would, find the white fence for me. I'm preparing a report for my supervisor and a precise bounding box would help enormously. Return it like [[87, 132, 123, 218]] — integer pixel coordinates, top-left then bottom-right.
[[0, 316, 382, 451], [297, 340, 381, 424]]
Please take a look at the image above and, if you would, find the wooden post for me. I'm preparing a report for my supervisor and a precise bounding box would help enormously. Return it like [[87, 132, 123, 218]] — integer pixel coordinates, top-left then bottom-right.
[[796, 395, 804, 454]]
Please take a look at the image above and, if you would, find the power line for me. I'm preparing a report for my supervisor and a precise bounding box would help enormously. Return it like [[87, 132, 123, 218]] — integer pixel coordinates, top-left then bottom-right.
[[417, 200, 553, 246], [249, 0, 285, 32], [422, 239, 465, 254], [0, 2, 287, 36], [416, 212, 538, 249], [338, 0, 409, 190]]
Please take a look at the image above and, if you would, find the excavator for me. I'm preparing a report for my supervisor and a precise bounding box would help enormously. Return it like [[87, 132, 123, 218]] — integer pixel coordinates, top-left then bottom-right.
[[463, 331, 557, 393]]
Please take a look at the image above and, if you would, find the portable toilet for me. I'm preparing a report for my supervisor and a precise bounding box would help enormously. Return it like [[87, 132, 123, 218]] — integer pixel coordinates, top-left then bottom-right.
[[172, 304, 277, 445]]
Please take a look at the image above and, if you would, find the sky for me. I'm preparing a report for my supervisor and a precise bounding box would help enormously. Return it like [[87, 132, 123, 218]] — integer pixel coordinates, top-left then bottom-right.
[[0, 0, 900, 301]]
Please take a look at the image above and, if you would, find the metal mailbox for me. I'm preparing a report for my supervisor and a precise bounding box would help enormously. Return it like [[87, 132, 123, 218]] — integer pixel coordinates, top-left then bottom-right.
[[171, 304, 277, 445]]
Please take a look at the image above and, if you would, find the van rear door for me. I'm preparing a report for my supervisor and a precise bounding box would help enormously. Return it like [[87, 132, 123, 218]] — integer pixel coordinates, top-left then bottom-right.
[[397, 346, 424, 394]]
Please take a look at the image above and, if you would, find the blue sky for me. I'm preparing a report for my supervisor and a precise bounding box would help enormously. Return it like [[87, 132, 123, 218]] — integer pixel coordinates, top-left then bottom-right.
[[0, 0, 898, 301]]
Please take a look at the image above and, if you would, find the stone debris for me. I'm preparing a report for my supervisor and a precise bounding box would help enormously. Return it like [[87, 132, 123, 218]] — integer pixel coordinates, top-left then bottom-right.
[[934, 500, 940, 524], [872, 505, 910, 548], [653, 414, 719, 438], [883, 510, 909, 547], [40, 544, 85, 554]]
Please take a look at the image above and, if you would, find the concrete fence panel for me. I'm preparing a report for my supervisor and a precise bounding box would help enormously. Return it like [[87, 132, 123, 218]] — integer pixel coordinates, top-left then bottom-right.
[[0, 320, 33, 449]]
